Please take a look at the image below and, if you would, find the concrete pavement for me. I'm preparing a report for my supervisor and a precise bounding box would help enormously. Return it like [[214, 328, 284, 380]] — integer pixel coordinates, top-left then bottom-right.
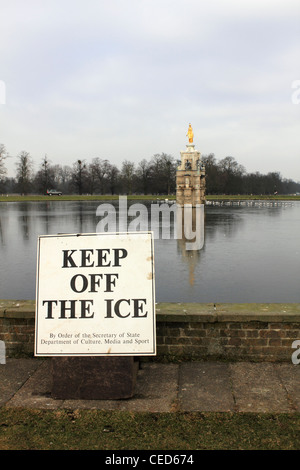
[[1, 358, 300, 413]]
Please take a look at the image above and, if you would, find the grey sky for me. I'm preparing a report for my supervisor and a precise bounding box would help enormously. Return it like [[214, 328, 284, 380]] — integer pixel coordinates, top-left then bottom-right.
[[1, 0, 300, 181]]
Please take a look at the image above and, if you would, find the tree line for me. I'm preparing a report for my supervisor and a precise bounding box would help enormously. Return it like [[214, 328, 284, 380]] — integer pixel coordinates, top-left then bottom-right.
[[0, 143, 299, 196]]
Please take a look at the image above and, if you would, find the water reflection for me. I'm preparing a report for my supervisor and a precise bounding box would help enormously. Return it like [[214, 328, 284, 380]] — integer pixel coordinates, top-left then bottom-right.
[[0, 200, 299, 303]]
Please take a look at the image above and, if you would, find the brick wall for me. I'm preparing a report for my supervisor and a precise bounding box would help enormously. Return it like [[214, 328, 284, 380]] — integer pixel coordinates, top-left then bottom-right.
[[1, 301, 299, 361]]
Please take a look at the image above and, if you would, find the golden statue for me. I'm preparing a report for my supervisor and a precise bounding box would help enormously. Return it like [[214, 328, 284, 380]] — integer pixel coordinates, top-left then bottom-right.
[[186, 123, 194, 143]]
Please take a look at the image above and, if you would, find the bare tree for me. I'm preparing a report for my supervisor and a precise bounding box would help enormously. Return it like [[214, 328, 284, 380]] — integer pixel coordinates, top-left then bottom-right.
[[34, 154, 56, 193], [90, 158, 111, 194], [0, 144, 8, 191], [149, 153, 176, 194], [72, 159, 88, 195], [106, 164, 119, 195], [218, 156, 245, 194], [121, 160, 135, 195], [136, 159, 152, 194], [55, 165, 72, 192]]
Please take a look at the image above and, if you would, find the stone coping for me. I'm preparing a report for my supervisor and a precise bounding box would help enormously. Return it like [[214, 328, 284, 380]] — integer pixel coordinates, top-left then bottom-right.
[[0, 300, 299, 323]]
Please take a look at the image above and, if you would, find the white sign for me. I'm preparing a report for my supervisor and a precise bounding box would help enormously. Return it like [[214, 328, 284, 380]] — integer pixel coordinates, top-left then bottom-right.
[[35, 232, 156, 356]]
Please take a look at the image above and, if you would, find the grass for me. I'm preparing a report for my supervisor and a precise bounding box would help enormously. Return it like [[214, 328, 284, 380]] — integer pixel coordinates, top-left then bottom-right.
[[0, 408, 299, 450], [0, 194, 300, 203]]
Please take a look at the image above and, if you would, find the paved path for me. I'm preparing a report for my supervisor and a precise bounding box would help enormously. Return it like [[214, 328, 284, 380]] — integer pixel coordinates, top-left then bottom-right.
[[1, 359, 300, 413]]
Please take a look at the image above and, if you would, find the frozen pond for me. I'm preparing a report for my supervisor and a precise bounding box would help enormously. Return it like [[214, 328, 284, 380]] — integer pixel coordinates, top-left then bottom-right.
[[0, 199, 299, 303]]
